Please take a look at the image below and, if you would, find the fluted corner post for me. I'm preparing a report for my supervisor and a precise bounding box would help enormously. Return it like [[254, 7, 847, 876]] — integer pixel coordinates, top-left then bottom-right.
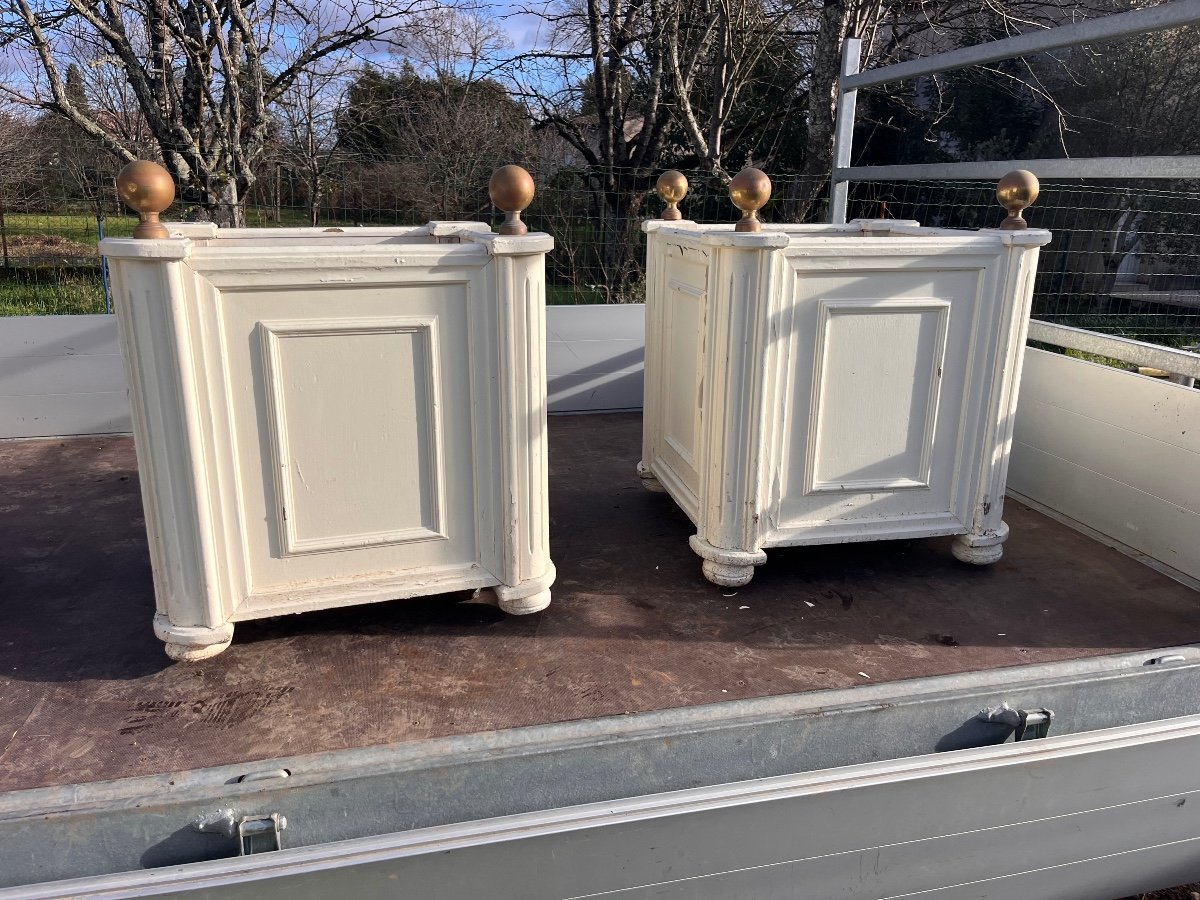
[[954, 171, 1052, 566], [637, 173, 691, 493], [103, 162, 233, 659], [637, 226, 666, 493], [482, 167, 556, 613], [690, 169, 785, 586], [691, 223, 790, 588]]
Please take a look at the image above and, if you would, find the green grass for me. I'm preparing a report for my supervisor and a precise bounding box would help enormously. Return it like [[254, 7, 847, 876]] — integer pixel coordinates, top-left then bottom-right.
[[242, 207, 343, 228], [2, 212, 137, 247], [0, 267, 108, 315], [1063, 347, 1131, 369], [1, 269, 612, 315], [546, 284, 608, 305], [0, 212, 616, 313], [0, 213, 114, 314]]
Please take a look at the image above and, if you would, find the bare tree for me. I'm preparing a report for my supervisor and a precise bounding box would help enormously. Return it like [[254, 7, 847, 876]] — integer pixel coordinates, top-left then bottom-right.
[[0, 105, 37, 193], [508, 0, 676, 204], [1, 0, 430, 225], [505, 0, 688, 297], [515, 0, 1113, 218], [401, 4, 511, 84], [1024, 13, 1200, 301], [666, 0, 815, 182], [274, 41, 358, 226], [0, 104, 39, 267], [398, 6, 533, 217], [793, 0, 880, 205], [1041, 17, 1200, 158], [333, 7, 537, 222]]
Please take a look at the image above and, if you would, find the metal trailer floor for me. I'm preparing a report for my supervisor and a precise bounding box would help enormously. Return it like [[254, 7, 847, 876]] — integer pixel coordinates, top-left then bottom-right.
[[1, 412, 1197, 793]]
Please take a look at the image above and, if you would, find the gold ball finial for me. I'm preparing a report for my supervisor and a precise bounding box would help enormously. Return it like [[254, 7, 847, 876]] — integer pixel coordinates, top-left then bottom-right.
[[729, 167, 772, 232], [997, 170, 1039, 230], [489, 165, 536, 236], [115, 160, 175, 239], [656, 170, 688, 221]]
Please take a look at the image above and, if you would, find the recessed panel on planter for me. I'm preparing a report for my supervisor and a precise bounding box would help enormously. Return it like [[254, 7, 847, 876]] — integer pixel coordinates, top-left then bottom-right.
[[778, 265, 986, 530], [212, 282, 481, 601], [663, 277, 705, 475], [259, 316, 445, 556], [807, 299, 949, 493]]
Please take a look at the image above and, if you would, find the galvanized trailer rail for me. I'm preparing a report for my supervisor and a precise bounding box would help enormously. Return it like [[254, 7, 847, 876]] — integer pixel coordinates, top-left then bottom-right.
[[5, 654, 1200, 897], [2, 413, 1199, 897], [830, 1, 1200, 223]]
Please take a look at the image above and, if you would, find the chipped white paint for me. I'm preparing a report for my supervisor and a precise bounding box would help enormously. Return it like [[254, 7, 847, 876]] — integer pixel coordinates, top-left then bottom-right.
[[639, 218, 1051, 586], [101, 222, 556, 660]]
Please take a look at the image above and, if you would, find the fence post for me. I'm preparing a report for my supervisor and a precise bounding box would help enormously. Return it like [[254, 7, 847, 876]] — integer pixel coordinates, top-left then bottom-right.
[[0, 195, 8, 269], [829, 37, 862, 225], [96, 214, 112, 313]]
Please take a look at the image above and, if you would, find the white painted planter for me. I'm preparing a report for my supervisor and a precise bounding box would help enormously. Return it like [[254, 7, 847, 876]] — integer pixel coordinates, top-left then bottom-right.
[[101, 221, 556, 659], [639, 218, 1051, 586]]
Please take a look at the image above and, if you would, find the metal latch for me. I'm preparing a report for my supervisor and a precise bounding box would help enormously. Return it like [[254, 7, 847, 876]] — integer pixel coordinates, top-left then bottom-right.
[[238, 813, 287, 855], [194, 809, 288, 855], [978, 703, 1055, 741], [1013, 708, 1054, 741]]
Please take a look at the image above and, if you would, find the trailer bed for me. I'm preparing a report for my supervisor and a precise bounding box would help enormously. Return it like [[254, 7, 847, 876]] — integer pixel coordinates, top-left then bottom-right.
[[2, 412, 1197, 793]]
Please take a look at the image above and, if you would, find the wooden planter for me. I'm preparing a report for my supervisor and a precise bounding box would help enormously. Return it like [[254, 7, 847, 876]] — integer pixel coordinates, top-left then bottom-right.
[[639, 171, 1051, 587], [102, 165, 555, 660]]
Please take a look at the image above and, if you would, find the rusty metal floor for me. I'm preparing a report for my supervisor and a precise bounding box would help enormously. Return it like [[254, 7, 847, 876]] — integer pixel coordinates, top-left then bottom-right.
[[1, 412, 1197, 792]]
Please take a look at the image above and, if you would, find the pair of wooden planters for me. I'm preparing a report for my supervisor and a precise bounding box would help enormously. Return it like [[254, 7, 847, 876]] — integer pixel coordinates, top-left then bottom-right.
[[103, 163, 1049, 660]]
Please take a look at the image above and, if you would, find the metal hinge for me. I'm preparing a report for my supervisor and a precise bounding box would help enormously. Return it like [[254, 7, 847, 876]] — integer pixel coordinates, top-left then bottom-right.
[[977, 703, 1055, 741], [238, 813, 287, 855], [1014, 708, 1054, 741], [194, 809, 288, 855]]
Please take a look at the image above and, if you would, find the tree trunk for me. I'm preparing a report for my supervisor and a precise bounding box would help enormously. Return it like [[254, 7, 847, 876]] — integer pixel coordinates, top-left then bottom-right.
[[210, 177, 245, 228], [596, 171, 647, 302], [309, 176, 322, 227], [796, 0, 856, 222]]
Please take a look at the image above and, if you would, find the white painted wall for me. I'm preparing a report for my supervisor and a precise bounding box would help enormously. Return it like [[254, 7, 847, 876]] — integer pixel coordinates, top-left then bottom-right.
[[546, 304, 645, 412], [0, 305, 647, 438], [1008, 348, 1200, 585], [3, 313, 1197, 587], [0, 315, 131, 438]]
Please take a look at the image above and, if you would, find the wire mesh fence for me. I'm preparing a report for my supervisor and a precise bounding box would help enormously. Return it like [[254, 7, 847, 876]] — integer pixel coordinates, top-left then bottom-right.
[[2, 166, 1198, 351], [847, 178, 1200, 349]]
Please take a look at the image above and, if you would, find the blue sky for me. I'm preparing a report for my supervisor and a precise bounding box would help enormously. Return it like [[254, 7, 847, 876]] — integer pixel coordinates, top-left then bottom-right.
[[497, 2, 556, 55]]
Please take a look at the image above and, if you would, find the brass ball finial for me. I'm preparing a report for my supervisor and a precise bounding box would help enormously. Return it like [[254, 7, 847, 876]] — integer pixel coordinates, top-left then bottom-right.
[[997, 170, 1039, 230], [489, 165, 536, 236], [656, 170, 688, 221], [115, 160, 175, 239], [729, 167, 772, 232]]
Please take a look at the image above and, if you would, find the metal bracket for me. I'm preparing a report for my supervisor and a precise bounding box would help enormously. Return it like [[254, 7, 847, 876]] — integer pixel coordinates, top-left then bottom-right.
[[238, 813, 287, 855], [1014, 708, 1054, 741], [194, 808, 288, 854], [977, 703, 1055, 741]]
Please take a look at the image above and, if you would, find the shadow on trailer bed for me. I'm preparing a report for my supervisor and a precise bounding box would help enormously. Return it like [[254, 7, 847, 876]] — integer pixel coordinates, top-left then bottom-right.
[[2, 412, 1197, 793]]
